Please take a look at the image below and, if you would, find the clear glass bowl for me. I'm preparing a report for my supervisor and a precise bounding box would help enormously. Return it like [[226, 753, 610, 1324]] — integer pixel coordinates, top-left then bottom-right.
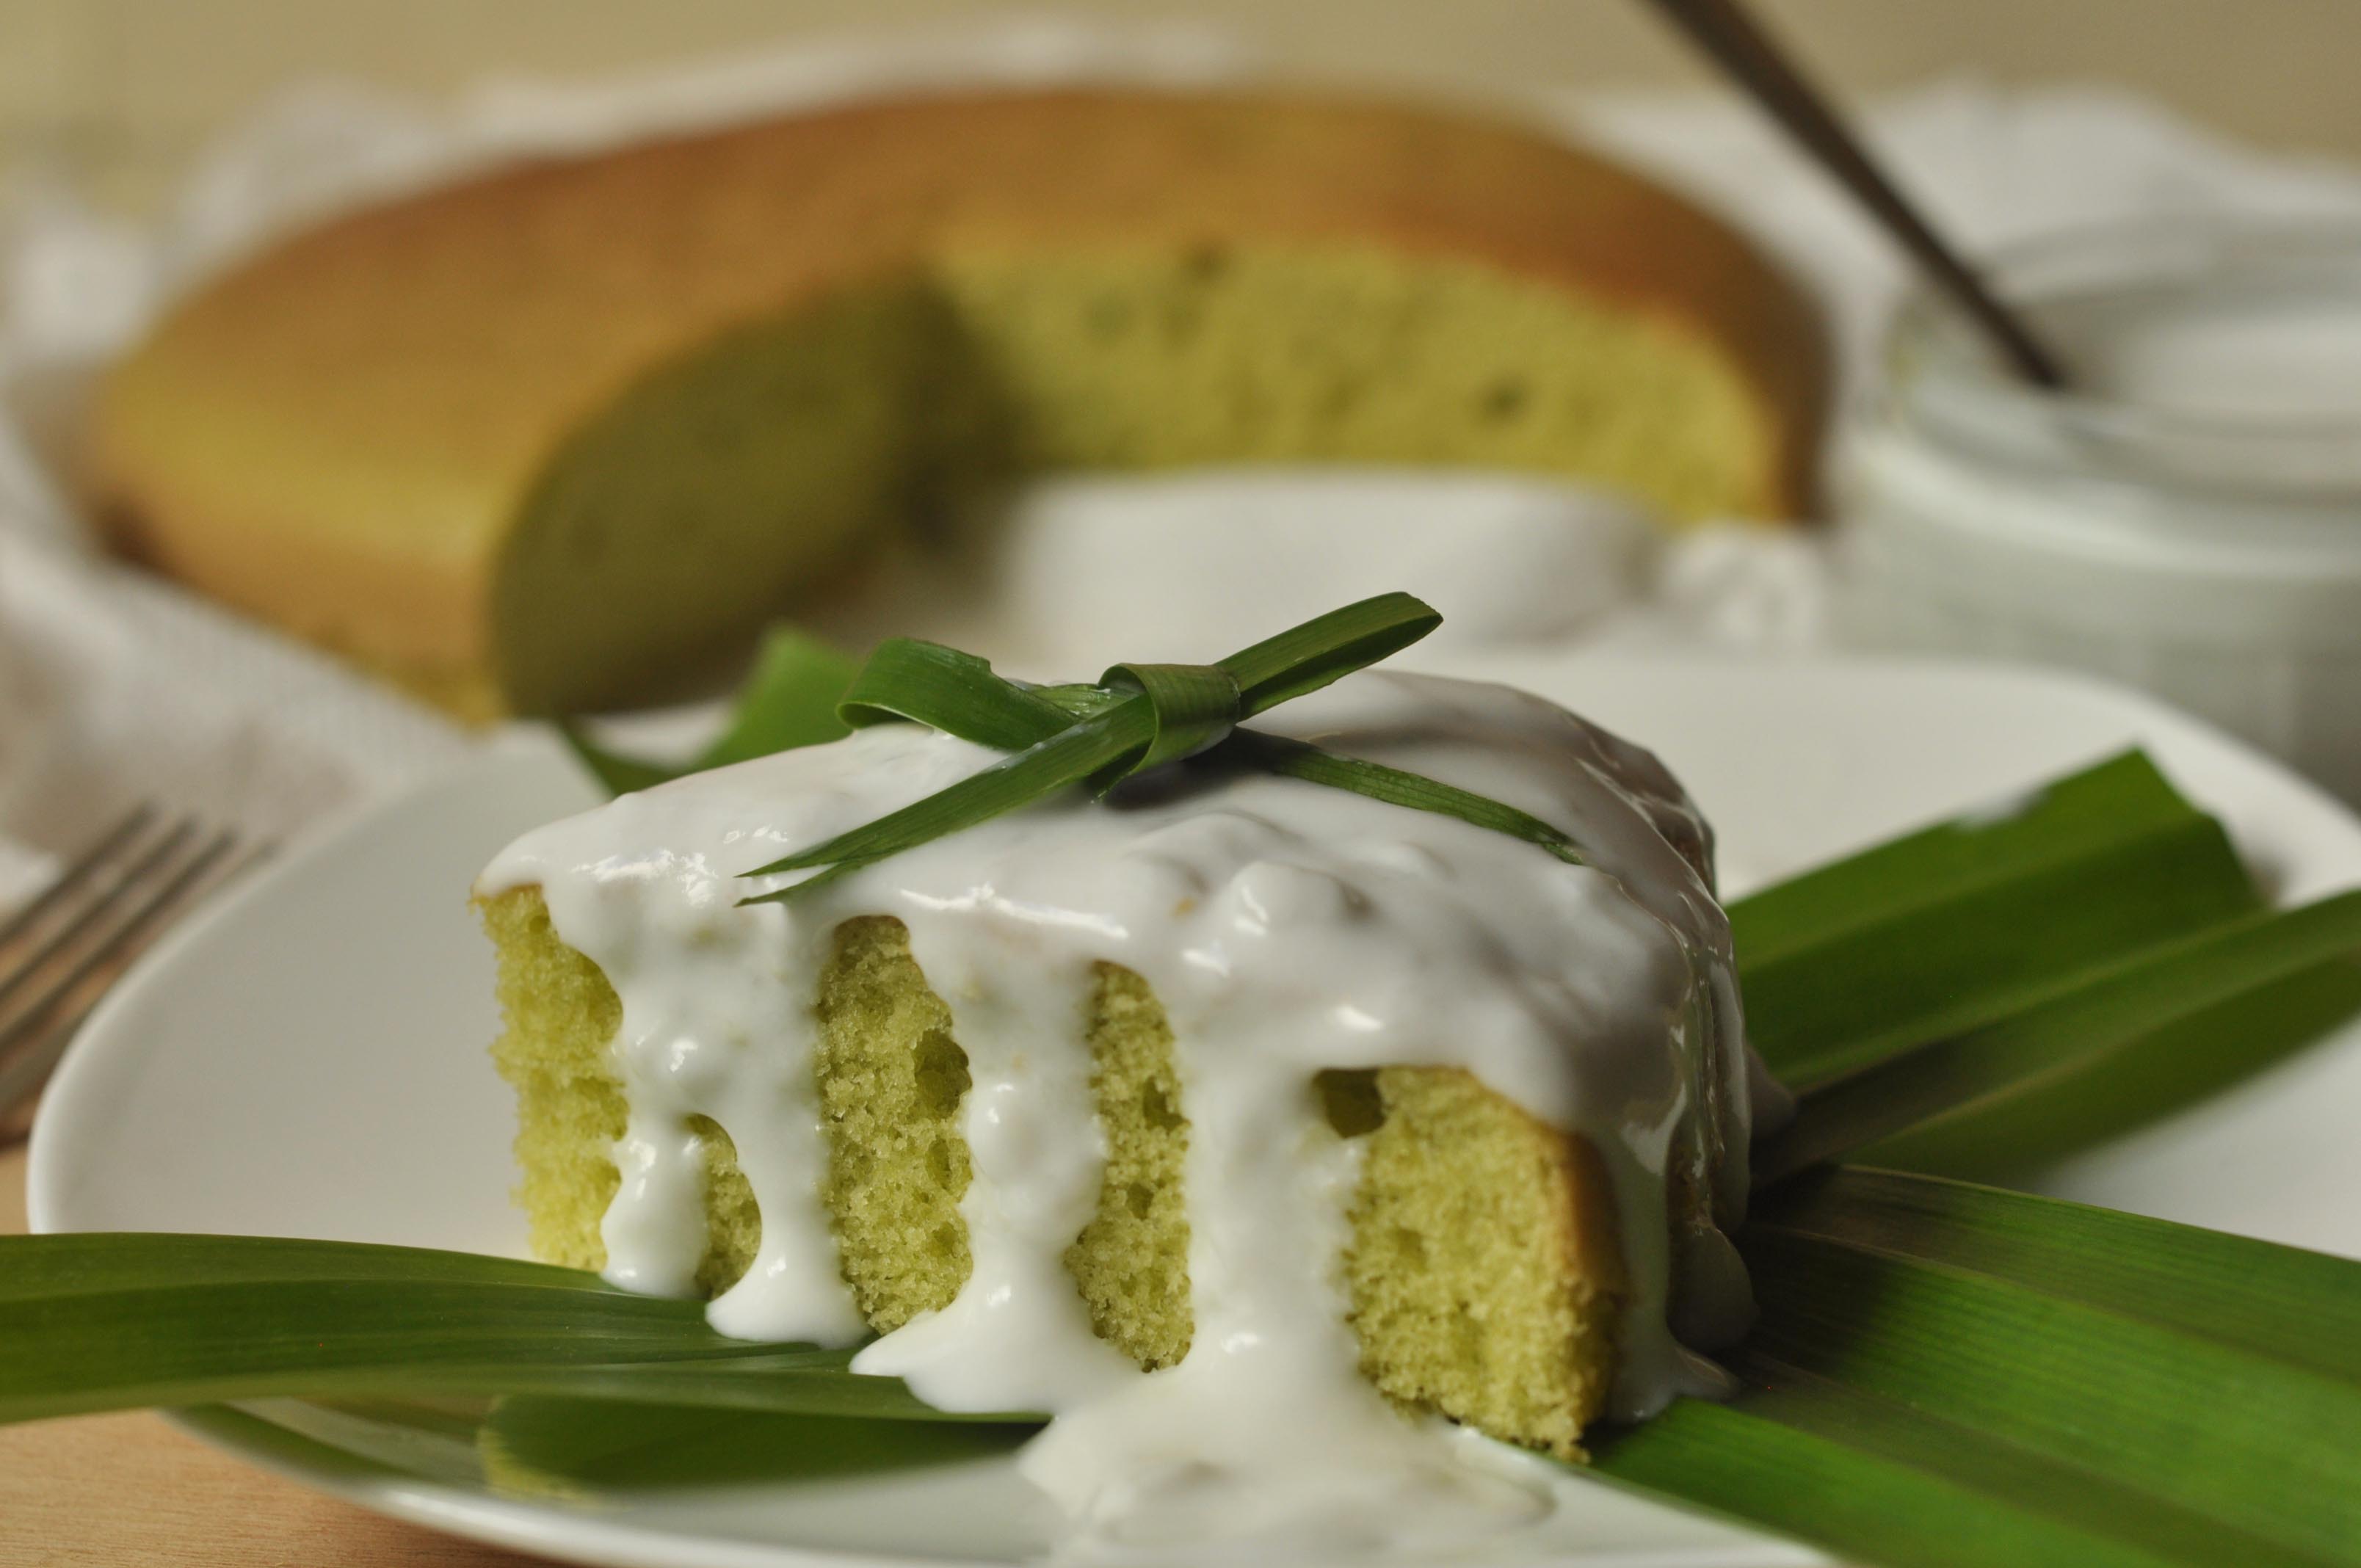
[[1838, 217, 2361, 802]]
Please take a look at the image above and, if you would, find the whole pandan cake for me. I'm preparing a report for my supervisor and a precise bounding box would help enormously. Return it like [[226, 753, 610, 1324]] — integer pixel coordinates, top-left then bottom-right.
[[95, 89, 1826, 718]]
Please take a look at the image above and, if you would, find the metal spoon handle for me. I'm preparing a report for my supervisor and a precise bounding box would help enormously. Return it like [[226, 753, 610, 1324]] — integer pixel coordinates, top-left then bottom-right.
[[1645, 0, 2071, 389]]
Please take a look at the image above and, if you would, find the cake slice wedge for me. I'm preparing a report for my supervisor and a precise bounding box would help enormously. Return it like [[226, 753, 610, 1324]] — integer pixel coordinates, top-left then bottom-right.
[[476, 669, 1758, 1472]]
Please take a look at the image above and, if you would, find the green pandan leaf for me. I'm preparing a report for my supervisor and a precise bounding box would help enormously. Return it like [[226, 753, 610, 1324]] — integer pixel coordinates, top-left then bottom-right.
[[478, 1397, 1031, 1496], [7, 731, 2361, 1568], [1755, 890, 2361, 1183], [20, 1171, 2359, 1568], [1730, 751, 2260, 1088], [1724, 747, 2360, 1186], [1861, 948, 2361, 1181], [1592, 1386, 2284, 1568], [561, 626, 858, 795], [0, 1233, 1025, 1427], [692, 628, 863, 769], [1752, 1166, 2361, 1379], [737, 592, 1603, 903], [1589, 1169, 2361, 1568]]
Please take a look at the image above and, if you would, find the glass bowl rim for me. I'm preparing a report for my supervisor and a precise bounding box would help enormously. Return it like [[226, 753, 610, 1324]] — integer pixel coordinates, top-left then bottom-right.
[[1886, 211, 2361, 451]]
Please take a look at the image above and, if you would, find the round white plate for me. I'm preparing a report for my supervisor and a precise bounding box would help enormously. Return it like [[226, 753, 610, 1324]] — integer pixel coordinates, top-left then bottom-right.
[[28, 652, 2361, 1567]]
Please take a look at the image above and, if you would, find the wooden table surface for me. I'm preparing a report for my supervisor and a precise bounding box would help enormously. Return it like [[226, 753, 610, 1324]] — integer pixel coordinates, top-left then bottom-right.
[[0, 1143, 537, 1566]]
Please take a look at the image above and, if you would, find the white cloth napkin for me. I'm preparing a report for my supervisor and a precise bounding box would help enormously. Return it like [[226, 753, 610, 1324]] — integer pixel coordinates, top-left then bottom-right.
[[5, 20, 2359, 887]]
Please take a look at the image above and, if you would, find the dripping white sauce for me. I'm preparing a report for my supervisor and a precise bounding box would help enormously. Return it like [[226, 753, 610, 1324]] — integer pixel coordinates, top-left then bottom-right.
[[477, 670, 1763, 1556]]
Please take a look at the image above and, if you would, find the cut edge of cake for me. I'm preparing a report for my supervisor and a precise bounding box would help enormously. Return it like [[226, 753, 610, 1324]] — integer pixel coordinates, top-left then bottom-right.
[[481, 884, 1627, 1459]]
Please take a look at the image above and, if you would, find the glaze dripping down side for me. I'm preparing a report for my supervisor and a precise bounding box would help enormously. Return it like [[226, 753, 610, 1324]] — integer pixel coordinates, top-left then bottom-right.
[[476, 669, 1761, 1551]]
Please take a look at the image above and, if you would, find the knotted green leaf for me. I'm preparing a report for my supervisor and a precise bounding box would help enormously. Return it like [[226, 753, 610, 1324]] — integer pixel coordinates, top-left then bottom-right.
[[554, 596, 1562, 903], [1093, 662, 1242, 780], [741, 592, 1568, 904]]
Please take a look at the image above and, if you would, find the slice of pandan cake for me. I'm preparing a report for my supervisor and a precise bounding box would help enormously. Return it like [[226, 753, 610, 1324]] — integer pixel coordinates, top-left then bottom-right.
[[475, 665, 1763, 1499]]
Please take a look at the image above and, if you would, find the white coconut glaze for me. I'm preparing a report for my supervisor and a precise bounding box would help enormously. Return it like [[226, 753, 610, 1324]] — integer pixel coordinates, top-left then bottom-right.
[[477, 669, 1764, 1555]]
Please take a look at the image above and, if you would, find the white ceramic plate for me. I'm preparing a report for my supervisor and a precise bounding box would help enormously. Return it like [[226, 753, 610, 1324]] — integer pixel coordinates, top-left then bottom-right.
[[28, 652, 2361, 1568]]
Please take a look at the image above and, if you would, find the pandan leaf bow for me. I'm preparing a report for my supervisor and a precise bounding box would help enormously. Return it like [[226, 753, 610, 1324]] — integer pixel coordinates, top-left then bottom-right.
[[730, 593, 1592, 903]]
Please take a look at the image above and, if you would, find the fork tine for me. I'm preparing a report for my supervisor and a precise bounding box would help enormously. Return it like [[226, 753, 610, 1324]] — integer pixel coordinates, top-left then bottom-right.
[[0, 828, 253, 1124], [0, 804, 156, 954], [0, 819, 197, 1017]]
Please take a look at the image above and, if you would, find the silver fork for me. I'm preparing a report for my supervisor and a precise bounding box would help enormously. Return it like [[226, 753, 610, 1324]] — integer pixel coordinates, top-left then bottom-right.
[[0, 806, 270, 1139]]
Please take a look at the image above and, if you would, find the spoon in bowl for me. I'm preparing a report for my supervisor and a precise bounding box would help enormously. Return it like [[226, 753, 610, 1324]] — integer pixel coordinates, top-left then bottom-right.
[[1644, 0, 2073, 389]]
